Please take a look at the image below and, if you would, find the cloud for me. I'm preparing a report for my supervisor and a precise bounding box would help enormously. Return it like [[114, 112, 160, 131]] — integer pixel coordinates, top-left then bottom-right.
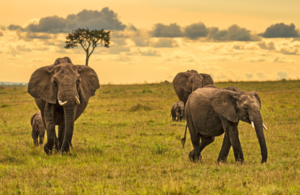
[[132, 38, 150, 47], [131, 38, 179, 48], [272, 55, 295, 63], [245, 56, 266, 62], [106, 46, 130, 54], [8, 7, 126, 34], [260, 23, 299, 38], [150, 23, 259, 41], [8, 24, 23, 31], [152, 38, 179, 47], [184, 22, 208, 39], [16, 32, 54, 41], [209, 25, 260, 41], [127, 48, 161, 56], [150, 23, 183, 37], [257, 40, 276, 50], [27, 16, 66, 33], [65, 8, 126, 31], [137, 49, 161, 56], [277, 71, 288, 80]]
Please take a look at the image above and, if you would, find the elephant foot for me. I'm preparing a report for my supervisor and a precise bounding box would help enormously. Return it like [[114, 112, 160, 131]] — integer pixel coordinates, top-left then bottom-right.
[[189, 149, 202, 163], [44, 142, 59, 155], [217, 159, 227, 165], [61, 142, 72, 155], [44, 143, 51, 155]]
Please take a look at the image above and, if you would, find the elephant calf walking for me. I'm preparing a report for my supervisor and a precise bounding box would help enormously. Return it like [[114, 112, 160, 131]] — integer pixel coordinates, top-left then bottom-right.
[[171, 101, 185, 121], [182, 86, 268, 164], [31, 112, 45, 146]]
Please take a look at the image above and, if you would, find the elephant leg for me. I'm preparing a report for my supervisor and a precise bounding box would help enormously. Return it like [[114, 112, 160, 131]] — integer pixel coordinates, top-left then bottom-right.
[[32, 130, 39, 146], [43, 103, 58, 155], [217, 133, 231, 163], [58, 124, 65, 149], [39, 130, 45, 145], [226, 122, 244, 163], [187, 119, 201, 163], [199, 136, 215, 153]]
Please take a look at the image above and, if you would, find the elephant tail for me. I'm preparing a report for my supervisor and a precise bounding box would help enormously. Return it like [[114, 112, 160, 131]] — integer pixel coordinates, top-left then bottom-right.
[[181, 124, 188, 148]]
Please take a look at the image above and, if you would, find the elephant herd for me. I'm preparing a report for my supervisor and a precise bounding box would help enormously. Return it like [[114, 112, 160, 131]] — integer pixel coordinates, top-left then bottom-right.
[[28, 57, 267, 164]]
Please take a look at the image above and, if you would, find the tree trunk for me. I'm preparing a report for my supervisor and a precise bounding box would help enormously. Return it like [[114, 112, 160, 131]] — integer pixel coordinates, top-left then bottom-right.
[[85, 52, 89, 66]]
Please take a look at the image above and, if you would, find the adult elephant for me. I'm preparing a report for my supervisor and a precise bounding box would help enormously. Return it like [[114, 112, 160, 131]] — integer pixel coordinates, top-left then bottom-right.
[[172, 70, 214, 104], [182, 85, 267, 164], [28, 57, 100, 154]]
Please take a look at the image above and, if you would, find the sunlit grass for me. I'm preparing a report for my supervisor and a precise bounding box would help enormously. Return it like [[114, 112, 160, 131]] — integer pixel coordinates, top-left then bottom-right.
[[0, 80, 300, 194]]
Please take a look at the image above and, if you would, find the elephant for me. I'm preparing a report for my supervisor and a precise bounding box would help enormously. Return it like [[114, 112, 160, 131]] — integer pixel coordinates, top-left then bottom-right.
[[172, 70, 214, 105], [171, 101, 185, 121], [54, 57, 72, 65], [31, 112, 45, 146], [28, 57, 100, 154], [181, 85, 268, 164]]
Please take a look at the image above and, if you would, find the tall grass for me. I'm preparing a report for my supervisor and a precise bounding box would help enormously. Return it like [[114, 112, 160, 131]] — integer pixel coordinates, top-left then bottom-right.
[[0, 80, 299, 194]]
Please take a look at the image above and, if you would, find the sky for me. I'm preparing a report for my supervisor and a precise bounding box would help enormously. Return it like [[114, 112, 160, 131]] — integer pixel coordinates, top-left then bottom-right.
[[0, 0, 300, 84]]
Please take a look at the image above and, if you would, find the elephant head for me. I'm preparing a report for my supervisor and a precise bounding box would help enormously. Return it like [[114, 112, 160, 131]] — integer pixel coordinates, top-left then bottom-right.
[[54, 57, 72, 65], [173, 70, 203, 93], [173, 70, 214, 104], [28, 60, 99, 153], [211, 90, 267, 163]]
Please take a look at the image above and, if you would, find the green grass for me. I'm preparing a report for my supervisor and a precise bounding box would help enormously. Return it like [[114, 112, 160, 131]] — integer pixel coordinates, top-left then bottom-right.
[[0, 81, 300, 194]]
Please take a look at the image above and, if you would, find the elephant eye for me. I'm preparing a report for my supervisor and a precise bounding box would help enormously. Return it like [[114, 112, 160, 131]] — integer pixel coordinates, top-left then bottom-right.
[[243, 106, 248, 111], [53, 80, 57, 85], [76, 78, 81, 84]]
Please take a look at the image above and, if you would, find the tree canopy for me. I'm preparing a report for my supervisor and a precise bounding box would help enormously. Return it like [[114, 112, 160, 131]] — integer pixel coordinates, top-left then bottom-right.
[[65, 28, 110, 66]]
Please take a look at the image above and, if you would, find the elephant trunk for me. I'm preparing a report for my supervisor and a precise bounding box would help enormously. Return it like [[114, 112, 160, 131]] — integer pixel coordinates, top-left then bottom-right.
[[61, 103, 76, 153], [251, 112, 268, 163]]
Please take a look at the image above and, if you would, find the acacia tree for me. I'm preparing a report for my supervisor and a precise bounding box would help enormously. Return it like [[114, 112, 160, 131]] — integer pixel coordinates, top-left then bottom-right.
[[65, 28, 110, 66]]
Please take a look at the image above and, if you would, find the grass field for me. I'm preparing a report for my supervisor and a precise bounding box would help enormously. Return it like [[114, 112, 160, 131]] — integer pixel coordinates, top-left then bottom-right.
[[0, 80, 300, 194]]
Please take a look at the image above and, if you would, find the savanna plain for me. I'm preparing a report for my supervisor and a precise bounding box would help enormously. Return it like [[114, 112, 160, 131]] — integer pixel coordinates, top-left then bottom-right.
[[0, 80, 300, 194]]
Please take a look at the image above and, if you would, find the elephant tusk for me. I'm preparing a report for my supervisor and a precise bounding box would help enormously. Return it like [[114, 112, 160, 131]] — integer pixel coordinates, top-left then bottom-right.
[[263, 123, 268, 130], [58, 100, 68, 106], [75, 96, 80, 104], [251, 121, 255, 129]]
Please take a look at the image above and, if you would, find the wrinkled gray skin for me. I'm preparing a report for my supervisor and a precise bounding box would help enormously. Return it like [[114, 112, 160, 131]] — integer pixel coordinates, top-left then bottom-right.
[[182, 86, 267, 164], [28, 57, 100, 154], [171, 101, 185, 121], [173, 70, 214, 105], [54, 57, 72, 65], [31, 112, 45, 146]]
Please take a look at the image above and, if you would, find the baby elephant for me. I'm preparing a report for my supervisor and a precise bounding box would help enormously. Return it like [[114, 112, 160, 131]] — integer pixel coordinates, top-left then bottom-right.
[[171, 101, 185, 121], [31, 112, 45, 146]]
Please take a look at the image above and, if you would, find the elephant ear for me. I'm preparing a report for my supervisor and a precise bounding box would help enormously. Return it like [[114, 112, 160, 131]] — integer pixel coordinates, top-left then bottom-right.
[[211, 90, 240, 123], [200, 73, 214, 86], [28, 65, 56, 104], [249, 91, 261, 108], [173, 72, 192, 93], [76, 65, 100, 100]]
